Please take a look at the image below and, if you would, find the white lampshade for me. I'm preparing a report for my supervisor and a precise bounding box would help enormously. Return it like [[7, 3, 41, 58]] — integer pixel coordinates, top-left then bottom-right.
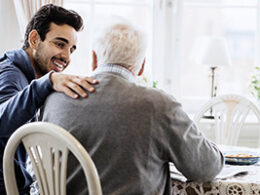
[[190, 36, 232, 67]]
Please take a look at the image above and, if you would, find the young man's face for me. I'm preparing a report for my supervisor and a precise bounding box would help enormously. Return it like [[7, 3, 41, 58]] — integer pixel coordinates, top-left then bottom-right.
[[33, 22, 78, 77]]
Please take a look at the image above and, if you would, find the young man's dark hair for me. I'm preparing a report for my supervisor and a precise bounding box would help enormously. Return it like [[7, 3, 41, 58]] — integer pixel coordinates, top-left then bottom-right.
[[22, 4, 83, 50]]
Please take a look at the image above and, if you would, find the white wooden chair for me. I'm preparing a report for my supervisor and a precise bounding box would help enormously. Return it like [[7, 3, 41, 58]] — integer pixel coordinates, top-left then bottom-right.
[[3, 122, 102, 195], [194, 94, 260, 146]]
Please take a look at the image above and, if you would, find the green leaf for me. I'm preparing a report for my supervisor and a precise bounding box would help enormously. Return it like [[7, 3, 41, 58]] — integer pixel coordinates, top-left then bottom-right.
[[152, 81, 158, 88]]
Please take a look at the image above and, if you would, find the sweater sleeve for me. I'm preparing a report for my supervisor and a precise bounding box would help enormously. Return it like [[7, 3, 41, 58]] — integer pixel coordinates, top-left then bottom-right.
[[0, 68, 54, 137], [156, 100, 224, 182]]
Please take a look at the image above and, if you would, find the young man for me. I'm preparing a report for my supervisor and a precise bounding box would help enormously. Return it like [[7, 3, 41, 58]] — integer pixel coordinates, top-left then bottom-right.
[[0, 4, 97, 194]]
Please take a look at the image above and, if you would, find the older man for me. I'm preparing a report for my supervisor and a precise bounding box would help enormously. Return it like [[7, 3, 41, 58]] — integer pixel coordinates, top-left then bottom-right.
[[41, 20, 224, 194]]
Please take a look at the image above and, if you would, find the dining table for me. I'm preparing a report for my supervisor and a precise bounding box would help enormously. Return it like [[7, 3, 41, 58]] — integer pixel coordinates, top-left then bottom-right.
[[170, 145, 260, 195]]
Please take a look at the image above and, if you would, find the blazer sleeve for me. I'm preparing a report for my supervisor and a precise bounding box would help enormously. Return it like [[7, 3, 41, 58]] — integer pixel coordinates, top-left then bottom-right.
[[0, 67, 53, 137]]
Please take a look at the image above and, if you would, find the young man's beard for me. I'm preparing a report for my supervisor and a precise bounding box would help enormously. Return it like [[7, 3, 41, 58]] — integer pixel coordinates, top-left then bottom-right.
[[34, 45, 50, 78]]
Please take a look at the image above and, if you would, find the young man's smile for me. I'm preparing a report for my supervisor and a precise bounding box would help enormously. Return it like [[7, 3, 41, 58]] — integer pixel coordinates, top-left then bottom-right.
[[32, 22, 77, 77], [51, 57, 68, 72]]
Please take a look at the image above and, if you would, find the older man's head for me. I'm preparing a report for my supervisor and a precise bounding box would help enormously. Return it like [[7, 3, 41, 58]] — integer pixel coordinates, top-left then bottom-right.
[[92, 20, 147, 76]]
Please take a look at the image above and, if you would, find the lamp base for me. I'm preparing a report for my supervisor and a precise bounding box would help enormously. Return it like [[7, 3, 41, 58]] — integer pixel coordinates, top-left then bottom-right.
[[202, 107, 214, 119], [210, 66, 217, 98], [202, 115, 215, 119]]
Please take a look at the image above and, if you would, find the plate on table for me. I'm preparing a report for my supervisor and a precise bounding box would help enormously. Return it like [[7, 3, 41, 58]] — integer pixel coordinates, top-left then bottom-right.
[[224, 151, 260, 165]]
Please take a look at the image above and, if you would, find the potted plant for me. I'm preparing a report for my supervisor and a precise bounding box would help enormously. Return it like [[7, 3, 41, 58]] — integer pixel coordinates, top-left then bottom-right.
[[137, 75, 158, 88], [250, 66, 260, 100]]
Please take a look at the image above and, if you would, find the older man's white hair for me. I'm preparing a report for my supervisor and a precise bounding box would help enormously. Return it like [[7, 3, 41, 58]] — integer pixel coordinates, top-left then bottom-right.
[[92, 19, 147, 74]]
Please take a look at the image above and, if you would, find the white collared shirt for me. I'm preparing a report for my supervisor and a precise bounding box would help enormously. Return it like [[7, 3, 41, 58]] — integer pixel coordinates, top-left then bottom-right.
[[92, 64, 136, 83]]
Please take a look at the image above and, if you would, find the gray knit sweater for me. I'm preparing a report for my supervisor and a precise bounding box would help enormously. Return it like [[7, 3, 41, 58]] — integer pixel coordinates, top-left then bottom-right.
[[40, 65, 224, 195]]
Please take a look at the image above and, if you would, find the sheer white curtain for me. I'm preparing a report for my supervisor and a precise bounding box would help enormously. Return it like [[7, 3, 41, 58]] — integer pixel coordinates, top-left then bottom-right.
[[13, 0, 64, 40], [0, 1, 20, 53], [152, 0, 183, 99]]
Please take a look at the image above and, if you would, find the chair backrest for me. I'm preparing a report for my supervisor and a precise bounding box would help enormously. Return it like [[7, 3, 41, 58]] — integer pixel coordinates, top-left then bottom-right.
[[3, 122, 102, 195], [194, 94, 260, 146]]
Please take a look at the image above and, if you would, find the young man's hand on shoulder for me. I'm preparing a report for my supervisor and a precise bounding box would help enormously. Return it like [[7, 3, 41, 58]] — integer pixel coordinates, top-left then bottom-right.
[[50, 72, 98, 98]]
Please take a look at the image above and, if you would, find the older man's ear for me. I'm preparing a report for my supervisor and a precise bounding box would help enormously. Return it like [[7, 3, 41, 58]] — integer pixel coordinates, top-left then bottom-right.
[[92, 50, 98, 71], [137, 58, 145, 76]]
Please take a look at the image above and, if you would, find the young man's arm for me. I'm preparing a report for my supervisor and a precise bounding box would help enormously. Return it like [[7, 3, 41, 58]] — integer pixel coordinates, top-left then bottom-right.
[[0, 68, 54, 137], [0, 68, 97, 137]]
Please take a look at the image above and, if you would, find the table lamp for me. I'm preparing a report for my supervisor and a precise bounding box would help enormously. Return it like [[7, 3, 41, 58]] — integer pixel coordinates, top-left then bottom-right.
[[191, 36, 232, 98], [190, 36, 232, 118]]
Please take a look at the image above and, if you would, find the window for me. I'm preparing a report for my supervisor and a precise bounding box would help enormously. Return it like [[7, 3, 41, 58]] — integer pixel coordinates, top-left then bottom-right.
[[63, 0, 260, 114], [63, 0, 153, 78], [179, 0, 260, 113]]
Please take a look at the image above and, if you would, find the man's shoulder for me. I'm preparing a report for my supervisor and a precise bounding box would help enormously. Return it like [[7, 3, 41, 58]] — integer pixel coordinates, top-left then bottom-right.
[[0, 51, 20, 71], [0, 49, 21, 63], [47, 91, 67, 100], [0, 59, 18, 71], [45, 91, 78, 107], [45, 75, 181, 112], [96, 73, 178, 103], [0, 58, 26, 82], [0, 49, 29, 70], [40, 91, 81, 121], [135, 84, 178, 103], [113, 80, 182, 115]]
